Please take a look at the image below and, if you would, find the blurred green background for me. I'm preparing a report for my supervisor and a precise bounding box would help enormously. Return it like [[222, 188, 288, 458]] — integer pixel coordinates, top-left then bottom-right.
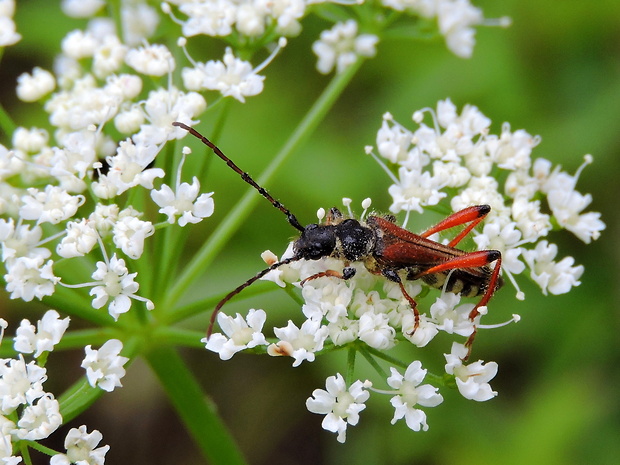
[[1, 0, 618, 464]]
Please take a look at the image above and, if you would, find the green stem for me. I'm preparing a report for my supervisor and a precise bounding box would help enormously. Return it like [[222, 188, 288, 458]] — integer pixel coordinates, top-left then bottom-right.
[[145, 345, 248, 465], [58, 377, 104, 423], [163, 58, 366, 311], [24, 440, 60, 458], [345, 346, 357, 386], [363, 345, 409, 369], [358, 345, 388, 378], [152, 326, 205, 348], [0, 100, 16, 139]]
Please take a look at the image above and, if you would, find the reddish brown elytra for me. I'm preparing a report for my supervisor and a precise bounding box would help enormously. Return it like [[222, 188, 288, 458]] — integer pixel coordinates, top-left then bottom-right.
[[173, 121, 503, 358]]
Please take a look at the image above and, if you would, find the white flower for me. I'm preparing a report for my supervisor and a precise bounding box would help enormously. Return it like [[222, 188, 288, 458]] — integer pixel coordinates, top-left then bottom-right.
[[436, 98, 491, 138], [547, 188, 604, 244], [0, 355, 47, 414], [179, 0, 236, 37], [93, 139, 164, 198], [473, 220, 525, 275], [4, 256, 59, 301], [0, 143, 24, 180], [81, 339, 129, 392], [19, 186, 85, 224], [0, 318, 6, 346], [105, 73, 143, 100], [61, 0, 105, 17], [12, 126, 49, 153], [445, 342, 498, 401], [92, 34, 128, 78], [13, 310, 70, 358], [437, 0, 483, 58], [151, 178, 215, 226], [301, 279, 353, 323], [125, 43, 175, 76], [312, 20, 378, 74], [0, 14, 21, 47], [306, 373, 370, 443], [51, 425, 110, 465], [46, 130, 99, 192], [428, 293, 476, 337], [450, 175, 508, 216], [388, 166, 447, 213], [57, 219, 99, 258], [89, 204, 120, 237], [387, 361, 443, 431], [402, 313, 439, 347], [486, 124, 538, 171], [121, 3, 159, 46], [61, 29, 98, 59], [268, 319, 329, 366], [15, 393, 62, 440], [112, 215, 154, 259], [522, 241, 583, 295], [235, 1, 267, 36], [16, 67, 55, 102], [259, 242, 302, 287], [376, 118, 413, 164], [203, 309, 268, 360], [0, 219, 50, 263], [265, 0, 306, 35], [132, 87, 206, 145], [511, 196, 551, 242], [0, 431, 20, 465], [183, 48, 265, 103], [89, 254, 154, 320], [327, 317, 359, 346], [357, 311, 396, 350], [45, 74, 123, 130], [114, 105, 146, 134]]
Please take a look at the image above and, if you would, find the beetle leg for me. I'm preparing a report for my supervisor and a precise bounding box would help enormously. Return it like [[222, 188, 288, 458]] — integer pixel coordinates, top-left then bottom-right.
[[414, 251, 503, 360], [300, 266, 356, 286], [421, 205, 490, 247], [382, 269, 420, 333]]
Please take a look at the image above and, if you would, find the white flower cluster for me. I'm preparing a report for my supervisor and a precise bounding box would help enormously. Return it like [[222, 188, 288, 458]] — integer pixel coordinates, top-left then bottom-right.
[[312, 20, 379, 75], [206, 247, 502, 440], [0, 315, 115, 464], [204, 100, 603, 442], [168, 0, 307, 38], [376, 99, 604, 295], [1, 11, 232, 320]]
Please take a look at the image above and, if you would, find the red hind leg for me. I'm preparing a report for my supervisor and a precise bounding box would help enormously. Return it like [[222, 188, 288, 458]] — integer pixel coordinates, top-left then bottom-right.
[[421, 205, 490, 247]]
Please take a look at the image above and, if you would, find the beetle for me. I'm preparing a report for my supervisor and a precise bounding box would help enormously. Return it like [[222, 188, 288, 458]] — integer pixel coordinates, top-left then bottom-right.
[[173, 121, 503, 354]]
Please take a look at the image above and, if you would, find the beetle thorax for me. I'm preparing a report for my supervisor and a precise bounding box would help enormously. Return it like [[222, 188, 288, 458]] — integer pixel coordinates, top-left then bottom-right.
[[293, 218, 376, 262]]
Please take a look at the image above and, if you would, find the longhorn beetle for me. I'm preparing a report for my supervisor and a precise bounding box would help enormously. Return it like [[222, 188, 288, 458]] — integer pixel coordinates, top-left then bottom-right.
[[173, 121, 503, 356]]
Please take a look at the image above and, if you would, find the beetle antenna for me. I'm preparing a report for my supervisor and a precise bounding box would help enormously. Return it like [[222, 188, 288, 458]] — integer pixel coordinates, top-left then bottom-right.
[[173, 121, 305, 232], [207, 256, 300, 338]]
